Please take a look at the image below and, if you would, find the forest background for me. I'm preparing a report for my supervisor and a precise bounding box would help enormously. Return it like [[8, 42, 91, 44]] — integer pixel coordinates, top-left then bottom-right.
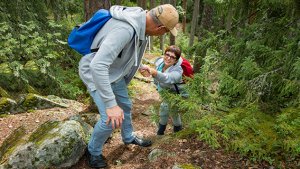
[[0, 0, 299, 167]]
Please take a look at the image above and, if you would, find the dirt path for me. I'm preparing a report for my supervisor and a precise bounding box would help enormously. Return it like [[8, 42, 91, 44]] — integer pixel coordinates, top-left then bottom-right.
[[72, 78, 163, 169]]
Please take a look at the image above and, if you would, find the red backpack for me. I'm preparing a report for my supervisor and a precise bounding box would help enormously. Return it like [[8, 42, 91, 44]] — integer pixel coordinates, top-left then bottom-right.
[[174, 56, 194, 94], [181, 56, 194, 80]]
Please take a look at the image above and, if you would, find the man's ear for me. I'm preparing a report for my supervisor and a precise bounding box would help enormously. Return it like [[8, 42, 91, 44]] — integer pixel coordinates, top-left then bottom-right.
[[157, 25, 167, 31], [157, 25, 165, 29]]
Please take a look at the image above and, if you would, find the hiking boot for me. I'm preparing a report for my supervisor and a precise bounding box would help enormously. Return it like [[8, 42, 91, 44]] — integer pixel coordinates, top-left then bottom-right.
[[125, 136, 152, 147], [87, 152, 107, 168], [173, 125, 183, 133], [157, 123, 167, 135]]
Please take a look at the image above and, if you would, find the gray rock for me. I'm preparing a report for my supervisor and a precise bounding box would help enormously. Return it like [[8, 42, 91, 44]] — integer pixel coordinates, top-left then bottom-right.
[[79, 113, 100, 127], [18, 93, 69, 111], [148, 149, 164, 162], [0, 120, 92, 169], [0, 97, 17, 114]]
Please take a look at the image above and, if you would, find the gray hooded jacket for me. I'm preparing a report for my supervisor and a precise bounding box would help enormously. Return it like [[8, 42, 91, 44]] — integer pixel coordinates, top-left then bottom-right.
[[153, 57, 184, 93], [79, 6, 148, 108]]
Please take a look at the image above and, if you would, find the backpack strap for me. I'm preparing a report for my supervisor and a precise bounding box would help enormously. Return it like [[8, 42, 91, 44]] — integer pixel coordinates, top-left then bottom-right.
[[174, 84, 180, 94]]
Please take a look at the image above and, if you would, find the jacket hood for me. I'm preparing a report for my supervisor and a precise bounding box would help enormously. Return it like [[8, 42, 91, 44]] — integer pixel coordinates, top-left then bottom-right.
[[110, 5, 146, 41]]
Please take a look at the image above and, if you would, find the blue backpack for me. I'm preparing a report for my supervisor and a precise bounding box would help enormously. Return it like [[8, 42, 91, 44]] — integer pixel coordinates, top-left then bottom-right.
[[68, 9, 112, 55]]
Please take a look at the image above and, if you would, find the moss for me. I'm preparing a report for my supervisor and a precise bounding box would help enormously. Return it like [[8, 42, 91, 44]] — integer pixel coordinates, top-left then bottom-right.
[[22, 93, 39, 109], [54, 136, 77, 165], [0, 97, 16, 114], [0, 126, 26, 163], [0, 114, 9, 118], [26, 85, 40, 95], [180, 163, 202, 169], [28, 121, 60, 146]]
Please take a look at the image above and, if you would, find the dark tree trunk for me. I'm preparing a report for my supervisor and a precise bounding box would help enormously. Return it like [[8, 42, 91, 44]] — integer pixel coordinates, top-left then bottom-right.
[[169, 0, 176, 45], [182, 0, 187, 33], [84, 0, 111, 21], [141, 0, 147, 9], [189, 0, 200, 47], [160, 0, 168, 53], [193, 2, 213, 73], [115, 0, 121, 5], [149, 0, 156, 51]]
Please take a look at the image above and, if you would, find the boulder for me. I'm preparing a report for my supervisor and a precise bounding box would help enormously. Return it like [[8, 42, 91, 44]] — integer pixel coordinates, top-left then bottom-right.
[[0, 119, 92, 169], [18, 93, 68, 111], [0, 97, 17, 115]]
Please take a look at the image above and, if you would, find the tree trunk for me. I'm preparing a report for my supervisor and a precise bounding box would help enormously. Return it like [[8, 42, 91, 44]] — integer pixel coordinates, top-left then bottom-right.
[[225, 5, 234, 31], [115, 0, 121, 5], [193, 2, 213, 73], [248, 0, 258, 24], [201, 4, 213, 30], [182, 0, 187, 33], [84, 0, 111, 21], [149, 0, 156, 51], [188, 0, 200, 47], [169, 0, 176, 45], [141, 0, 147, 9], [159, 0, 168, 53]]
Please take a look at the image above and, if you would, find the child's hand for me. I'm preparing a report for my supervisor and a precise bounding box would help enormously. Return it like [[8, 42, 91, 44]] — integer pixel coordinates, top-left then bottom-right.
[[139, 66, 151, 77]]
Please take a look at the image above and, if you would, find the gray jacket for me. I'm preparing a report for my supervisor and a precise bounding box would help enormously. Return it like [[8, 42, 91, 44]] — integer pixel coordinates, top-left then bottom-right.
[[153, 57, 184, 93], [79, 6, 148, 108]]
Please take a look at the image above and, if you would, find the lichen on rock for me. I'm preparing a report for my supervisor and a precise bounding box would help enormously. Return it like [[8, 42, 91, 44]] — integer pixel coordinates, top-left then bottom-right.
[[0, 119, 92, 169]]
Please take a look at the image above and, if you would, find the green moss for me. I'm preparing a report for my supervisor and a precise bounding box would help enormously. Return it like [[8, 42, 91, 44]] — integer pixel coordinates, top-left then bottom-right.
[[180, 163, 202, 169], [29, 121, 60, 146], [0, 97, 16, 114], [22, 93, 39, 108], [0, 114, 9, 118], [0, 126, 26, 163], [55, 136, 77, 165], [26, 85, 40, 95]]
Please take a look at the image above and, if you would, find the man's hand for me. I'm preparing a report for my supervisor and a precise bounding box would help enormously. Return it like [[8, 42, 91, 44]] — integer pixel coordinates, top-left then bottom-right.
[[106, 105, 124, 129], [139, 65, 151, 77]]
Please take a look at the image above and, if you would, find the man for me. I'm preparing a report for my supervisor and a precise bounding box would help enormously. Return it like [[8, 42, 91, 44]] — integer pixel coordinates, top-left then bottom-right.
[[79, 4, 179, 168]]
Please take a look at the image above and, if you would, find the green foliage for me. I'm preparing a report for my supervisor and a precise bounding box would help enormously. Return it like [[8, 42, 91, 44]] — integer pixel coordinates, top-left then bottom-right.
[[174, 1, 300, 166], [185, 106, 300, 164], [0, 0, 84, 99], [191, 115, 221, 149]]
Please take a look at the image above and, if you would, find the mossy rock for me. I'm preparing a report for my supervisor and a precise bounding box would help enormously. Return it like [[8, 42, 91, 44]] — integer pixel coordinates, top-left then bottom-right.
[[28, 121, 60, 146], [0, 120, 91, 168], [19, 93, 68, 111], [0, 126, 27, 163], [0, 97, 17, 114], [25, 85, 40, 95], [78, 113, 100, 127]]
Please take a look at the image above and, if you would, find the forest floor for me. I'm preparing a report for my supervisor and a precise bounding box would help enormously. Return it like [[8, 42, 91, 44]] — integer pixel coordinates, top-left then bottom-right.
[[0, 54, 276, 169]]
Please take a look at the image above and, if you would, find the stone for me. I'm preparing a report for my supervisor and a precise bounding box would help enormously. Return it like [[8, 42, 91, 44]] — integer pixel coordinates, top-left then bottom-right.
[[0, 97, 17, 114], [0, 119, 92, 169], [19, 93, 68, 111], [148, 149, 164, 162]]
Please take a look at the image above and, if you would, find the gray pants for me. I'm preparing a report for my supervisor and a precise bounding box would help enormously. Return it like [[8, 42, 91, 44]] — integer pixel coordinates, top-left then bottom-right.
[[159, 101, 182, 126]]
